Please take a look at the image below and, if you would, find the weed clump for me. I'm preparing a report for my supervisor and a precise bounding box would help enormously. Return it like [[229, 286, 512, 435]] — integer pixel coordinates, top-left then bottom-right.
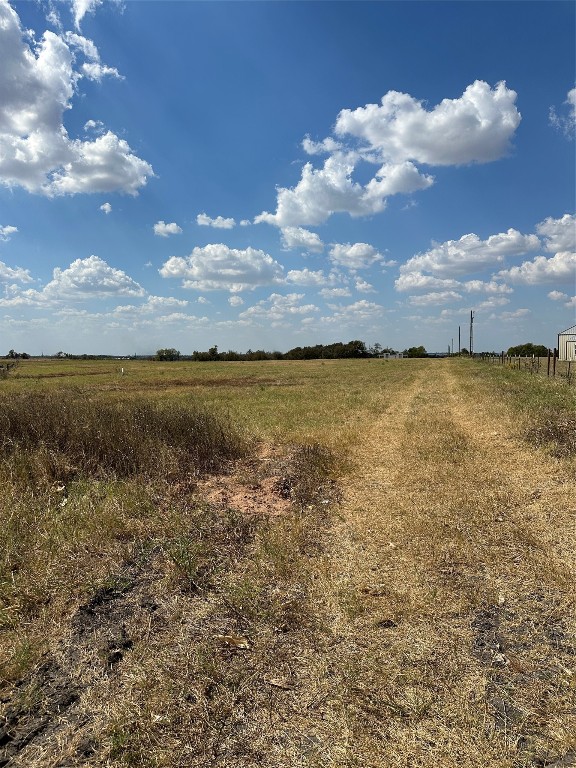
[[275, 443, 340, 511], [525, 407, 576, 458], [0, 390, 247, 482]]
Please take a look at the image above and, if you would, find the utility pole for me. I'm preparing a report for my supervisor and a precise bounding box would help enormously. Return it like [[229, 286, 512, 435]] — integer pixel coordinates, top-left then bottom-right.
[[458, 326, 461, 355], [469, 310, 475, 356]]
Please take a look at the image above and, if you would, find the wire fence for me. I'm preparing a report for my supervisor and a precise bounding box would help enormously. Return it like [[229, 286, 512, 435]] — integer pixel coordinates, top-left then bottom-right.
[[478, 351, 574, 385]]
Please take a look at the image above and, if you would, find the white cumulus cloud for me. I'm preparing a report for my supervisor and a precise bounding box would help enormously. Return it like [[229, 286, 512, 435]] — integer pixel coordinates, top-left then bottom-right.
[[0, 2, 153, 196], [1, 255, 144, 306], [100, 202, 111, 214], [240, 293, 318, 325], [329, 242, 385, 270], [197, 213, 236, 229], [548, 290, 568, 301], [355, 277, 376, 293], [335, 80, 521, 166], [280, 226, 324, 252], [496, 251, 576, 285], [400, 229, 540, 279], [536, 213, 576, 253], [321, 299, 384, 325], [154, 220, 183, 237], [286, 269, 336, 287], [0, 259, 31, 282], [409, 291, 463, 306], [44, 255, 145, 298], [0, 224, 18, 241], [159, 244, 284, 293], [256, 81, 520, 229], [320, 287, 351, 299]]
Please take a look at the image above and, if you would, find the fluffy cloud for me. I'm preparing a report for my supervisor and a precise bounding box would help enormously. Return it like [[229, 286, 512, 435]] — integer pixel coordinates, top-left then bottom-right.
[[335, 80, 521, 166], [286, 269, 336, 287], [395, 272, 513, 297], [496, 251, 576, 285], [256, 153, 432, 227], [320, 286, 351, 299], [493, 213, 576, 285], [0, 225, 18, 241], [280, 226, 324, 252], [395, 273, 460, 292], [329, 242, 386, 270], [197, 213, 236, 229], [548, 290, 568, 301], [401, 229, 540, 278], [0, 255, 144, 306], [536, 213, 576, 253], [159, 244, 284, 293], [154, 220, 183, 237], [321, 299, 384, 325], [0, 260, 32, 282], [355, 277, 376, 293], [112, 295, 189, 316], [100, 202, 112, 214], [256, 154, 377, 227], [256, 81, 520, 228], [0, 2, 153, 195], [302, 136, 342, 155], [239, 293, 318, 325], [409, 291, 463, 306], [549, 87, 576, 137], [228, 295, 244, 307], [44, 255, 145, 298], [144, 295, 188, 310]]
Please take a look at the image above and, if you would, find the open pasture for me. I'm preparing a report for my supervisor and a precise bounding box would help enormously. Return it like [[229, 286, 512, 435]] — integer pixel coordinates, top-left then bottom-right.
[[5, 357, 418, 448], [0, 358, 574, 767]]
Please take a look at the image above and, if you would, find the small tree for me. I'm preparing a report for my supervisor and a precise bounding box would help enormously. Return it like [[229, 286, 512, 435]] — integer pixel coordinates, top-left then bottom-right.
[[156, 348, 181, 361], [403, 345, 428, 358]]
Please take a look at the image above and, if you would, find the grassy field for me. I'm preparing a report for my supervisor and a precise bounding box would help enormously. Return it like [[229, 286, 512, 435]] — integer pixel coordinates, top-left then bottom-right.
[[0, 358, 574, 767], [3, 357, 416, 447]]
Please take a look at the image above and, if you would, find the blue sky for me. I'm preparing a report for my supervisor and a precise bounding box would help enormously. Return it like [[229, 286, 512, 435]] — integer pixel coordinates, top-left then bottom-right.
[[0, 0, 574, 356]]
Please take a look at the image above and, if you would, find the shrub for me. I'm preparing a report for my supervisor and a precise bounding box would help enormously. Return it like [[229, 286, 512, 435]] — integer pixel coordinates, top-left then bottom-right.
[[0, 391, 247, 481], [525, 407, 576, 458]]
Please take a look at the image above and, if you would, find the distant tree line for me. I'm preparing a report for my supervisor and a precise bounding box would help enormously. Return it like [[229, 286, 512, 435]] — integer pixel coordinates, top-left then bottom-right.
[[506, 343, 549, 357], [5, 349, 30, 359], [156, 341, 403, 362]]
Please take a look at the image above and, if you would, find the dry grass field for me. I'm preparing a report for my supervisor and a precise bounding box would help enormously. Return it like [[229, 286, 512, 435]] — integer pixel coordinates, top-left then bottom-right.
[[0, 358, 574, 767]]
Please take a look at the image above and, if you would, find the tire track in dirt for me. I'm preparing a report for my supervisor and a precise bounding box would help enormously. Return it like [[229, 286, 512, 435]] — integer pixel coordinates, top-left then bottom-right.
[[324, 361, 575, 768]]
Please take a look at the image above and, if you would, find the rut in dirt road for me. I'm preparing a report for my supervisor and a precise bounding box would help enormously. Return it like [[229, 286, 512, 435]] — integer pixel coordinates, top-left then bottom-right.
[[328, 362, 575, 768]]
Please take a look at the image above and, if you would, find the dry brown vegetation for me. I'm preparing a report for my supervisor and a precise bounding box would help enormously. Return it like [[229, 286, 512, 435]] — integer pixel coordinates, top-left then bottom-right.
[[0, 358, 574, 767]]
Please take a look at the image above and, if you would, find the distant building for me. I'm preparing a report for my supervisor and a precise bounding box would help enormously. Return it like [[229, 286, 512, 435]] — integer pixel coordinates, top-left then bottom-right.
[[558, 325, 576, 361]]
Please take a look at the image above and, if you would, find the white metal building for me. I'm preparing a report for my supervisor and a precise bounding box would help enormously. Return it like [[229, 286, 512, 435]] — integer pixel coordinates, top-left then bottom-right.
[[558, 325, 576, 361]]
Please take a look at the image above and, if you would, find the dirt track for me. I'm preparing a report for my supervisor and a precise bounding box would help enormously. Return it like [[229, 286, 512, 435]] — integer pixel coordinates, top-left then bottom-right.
[[323, 362, 575, 767]]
